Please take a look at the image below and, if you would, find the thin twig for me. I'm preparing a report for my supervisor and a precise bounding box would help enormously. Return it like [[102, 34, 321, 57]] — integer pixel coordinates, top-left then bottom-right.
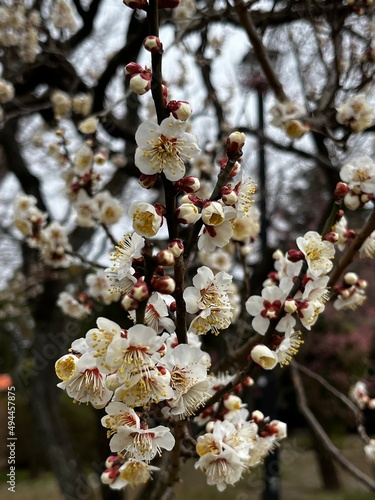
[[291, 363, 375, 493]]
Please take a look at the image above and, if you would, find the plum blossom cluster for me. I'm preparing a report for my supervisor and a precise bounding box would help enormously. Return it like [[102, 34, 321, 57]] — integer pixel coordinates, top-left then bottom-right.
[[57, 270, 121, 320], [55, 317, 214, 488], [0, 1, 41, 64], [246, 231, 335, 368], [50, 130, 123, 228], [195, 408, 286, 491], [337, 156, 375, 211], [13, 194, 72, 268], [332, 272, 367, 311]]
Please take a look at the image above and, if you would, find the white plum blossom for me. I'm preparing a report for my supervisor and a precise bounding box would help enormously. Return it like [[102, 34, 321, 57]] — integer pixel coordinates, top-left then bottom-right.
[[85, 270, 119, 305], [129, 201, 163, 238], [85, 317, 124, 373], [340, 157, 375, 196], [107, 459, 160, 489], [245, 285, 295, 335], [55, 351, 113, 408], [296, 231, 335, 277], [74, 190, 98, 227], [195, 447, 244, 491], [101, 402, 140, 436], [105, 324, 168, 385], [57, 291, 91, 319], [184, 266, 233, 335], [364, 441, 375, 465], [198, 220, 233, 253], [134, 116, 200, 181], [113, 366, 173, 408], [128, 292, 175, 333], [250, 344, 278, 370], [106, 232, 144, 292], [109, 423, 175, 462], [161, 343, 211, 418]]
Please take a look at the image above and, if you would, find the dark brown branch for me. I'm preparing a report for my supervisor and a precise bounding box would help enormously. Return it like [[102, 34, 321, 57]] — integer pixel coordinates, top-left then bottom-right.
[[291, 363, 375, 493], [234, 0, 288, 102]]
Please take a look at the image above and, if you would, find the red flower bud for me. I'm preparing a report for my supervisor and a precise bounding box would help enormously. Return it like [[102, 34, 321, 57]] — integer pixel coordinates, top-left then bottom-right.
[[152, 275, 176, 294], [287, 249, 305, 262], [334, 182, 349, 201]]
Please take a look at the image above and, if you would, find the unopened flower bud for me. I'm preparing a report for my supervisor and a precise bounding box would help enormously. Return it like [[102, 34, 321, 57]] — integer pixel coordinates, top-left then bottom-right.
[[105, 456, 119, 469], [168, 239, 184, 258], [176, 203, 201, 224], [143, 36, 163, 53], [361, 193, 373, 204], [243, 376, 254, 387], [344, 272, 358, 285], [123, 0, 148, 7], [152, 275, 176, 294], [284, 298, 297, 314], [287, 249, 305, 262], [94, 151, 108, 164], [251, 344, 278, 370], [121, 294, 139, 311], [226, 131, 246, 157], [180, 193, 203, 205], [334, 182, 349, 201], [323, 231, 339, 243], [101, 470, 117, 485], [166, 100, 192, 121], [251, 410, 264, 423], [221, 186, 238, 205], [129, 72, 152, 95], [357, 279, 367, 290], [284, 119, 309, 139], [269, 420, 287, 439], [78, 116, 98, 134], [156, 249, 175, 266], [224, 395, 242, 411], [341, 289, 351, 299], [201, 201, 225, 226], [105, 374, 123, 391], [139, 173, 159, 189], [240, 244, 252, 256], [205, 421, 215, 433], [344, 192, 361, 210], [124, 62, 143, 77], [175, 176, 200, 193], [130, 280, 149, 301], [272, 249, 284, 260]]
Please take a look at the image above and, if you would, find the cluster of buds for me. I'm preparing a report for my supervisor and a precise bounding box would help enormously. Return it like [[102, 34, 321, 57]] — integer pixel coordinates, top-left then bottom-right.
[[101, 455, 126, 485], [252, 411, 287, 440], [124, 62, 152, 95], [120, 245, 180, 311], [197, 376, 254, 425], [332, 272, 367, 310]]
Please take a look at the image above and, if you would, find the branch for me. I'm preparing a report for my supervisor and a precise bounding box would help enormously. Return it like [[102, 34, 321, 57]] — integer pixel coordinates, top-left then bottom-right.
[[292, 361, 370, 444], [291, 363, 375, 493], [234, 0, 288, 102]]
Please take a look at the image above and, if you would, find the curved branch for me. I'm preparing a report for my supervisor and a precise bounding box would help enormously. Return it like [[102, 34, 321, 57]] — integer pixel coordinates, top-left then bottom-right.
[[291, 363, 375, 493]]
